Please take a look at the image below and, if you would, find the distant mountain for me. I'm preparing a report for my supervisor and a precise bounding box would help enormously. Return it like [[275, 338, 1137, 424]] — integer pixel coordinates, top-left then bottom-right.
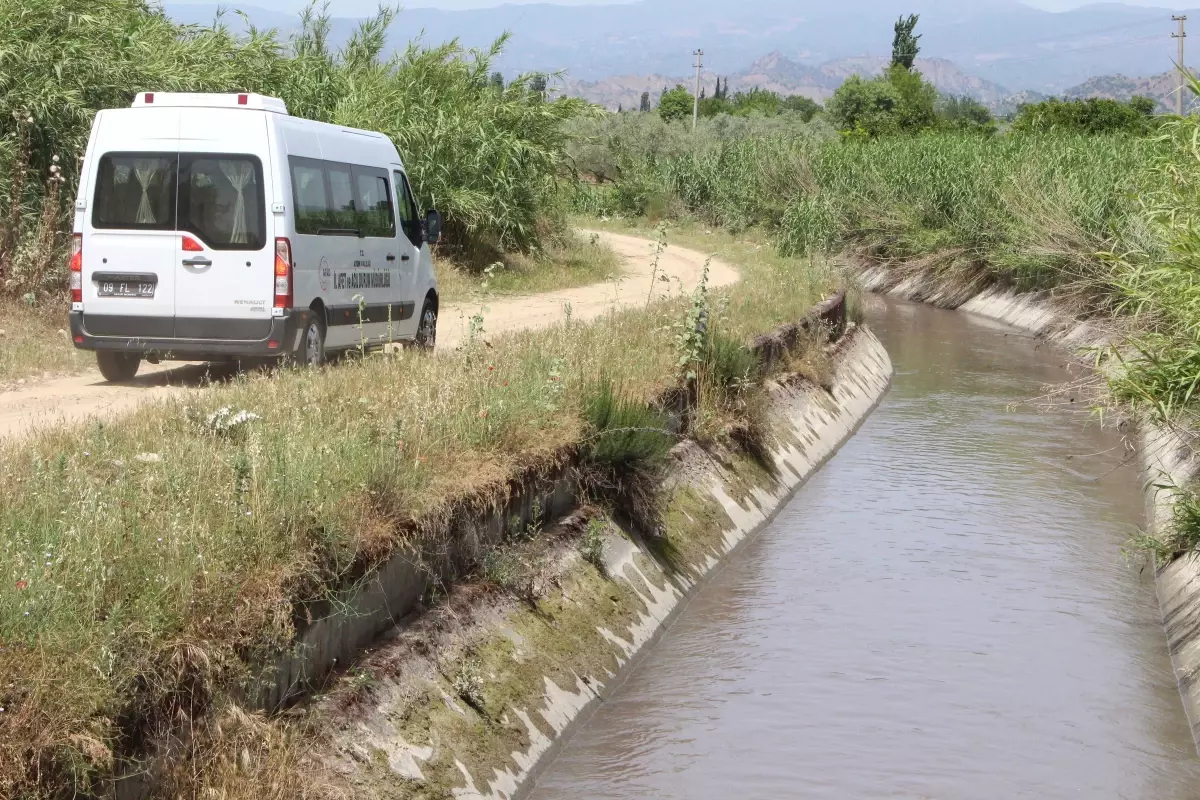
[[562, 52, 1015, 112], [165, 1, 1200, 94]]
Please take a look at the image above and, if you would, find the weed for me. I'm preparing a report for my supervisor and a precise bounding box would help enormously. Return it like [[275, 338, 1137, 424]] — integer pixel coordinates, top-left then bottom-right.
[[451, 657, 486, 713], [704, 329, 759, 393], [583, 377, 673, 471], [578, 519, 608, 576]]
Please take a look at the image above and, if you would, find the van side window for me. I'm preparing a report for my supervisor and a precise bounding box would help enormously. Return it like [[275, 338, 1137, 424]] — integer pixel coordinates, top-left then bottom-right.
[[394, 171, 422, 248], [179, 155, 265, 250], [326, 164, 356, 232], [93, 153, 177, 230], [352, 167, 395, 238], [290, 158, 328, 235]]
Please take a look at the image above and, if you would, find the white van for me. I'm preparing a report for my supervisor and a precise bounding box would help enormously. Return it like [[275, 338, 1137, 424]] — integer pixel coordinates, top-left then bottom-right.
[[68, 92, 442, 381]]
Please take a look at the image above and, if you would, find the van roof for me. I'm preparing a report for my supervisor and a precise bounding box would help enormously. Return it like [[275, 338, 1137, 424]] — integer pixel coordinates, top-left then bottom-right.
[[130, 92, 288, 115]]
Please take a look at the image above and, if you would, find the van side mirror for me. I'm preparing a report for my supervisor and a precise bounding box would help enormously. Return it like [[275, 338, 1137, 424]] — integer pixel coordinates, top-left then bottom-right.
[[424, 210, 442, 245]]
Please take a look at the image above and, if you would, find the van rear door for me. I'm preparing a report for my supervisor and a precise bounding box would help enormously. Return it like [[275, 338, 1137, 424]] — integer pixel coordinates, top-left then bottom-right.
[[84, 110, 179, 337], [173, 109, 274, 341]]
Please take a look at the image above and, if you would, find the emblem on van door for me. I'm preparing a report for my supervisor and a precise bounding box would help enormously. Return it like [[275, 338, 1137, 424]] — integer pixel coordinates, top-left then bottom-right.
[[319, 257, 331, 293]]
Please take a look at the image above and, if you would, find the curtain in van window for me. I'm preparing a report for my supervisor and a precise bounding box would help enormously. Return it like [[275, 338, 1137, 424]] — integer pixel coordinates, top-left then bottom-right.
[[218, 159, 255, 245], [180, 156, 264, 250], [92, 154, 175, 230], [133, 158, 166, 224]]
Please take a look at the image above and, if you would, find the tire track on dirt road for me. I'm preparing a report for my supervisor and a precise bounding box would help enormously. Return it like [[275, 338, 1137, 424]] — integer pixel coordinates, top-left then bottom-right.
[[0, 231, 737, 441]]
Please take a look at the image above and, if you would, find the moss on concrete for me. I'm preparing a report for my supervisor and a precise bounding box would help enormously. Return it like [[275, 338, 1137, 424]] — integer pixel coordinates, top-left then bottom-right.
[[652, 486, 736, 578], [356, 555, 651, 798]]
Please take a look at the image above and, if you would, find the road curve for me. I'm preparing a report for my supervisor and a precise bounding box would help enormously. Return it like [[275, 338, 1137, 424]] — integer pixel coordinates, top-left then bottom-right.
[[0, 231, 736, 441]]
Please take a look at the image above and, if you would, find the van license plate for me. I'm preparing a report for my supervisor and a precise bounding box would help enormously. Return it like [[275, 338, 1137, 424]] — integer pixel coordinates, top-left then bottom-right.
[[99, 281, 155, 298]]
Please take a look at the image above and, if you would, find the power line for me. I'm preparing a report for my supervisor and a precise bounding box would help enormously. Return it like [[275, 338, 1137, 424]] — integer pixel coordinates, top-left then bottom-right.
[[970, 33, 1164, 66], [1000, 16, 1163, 49]]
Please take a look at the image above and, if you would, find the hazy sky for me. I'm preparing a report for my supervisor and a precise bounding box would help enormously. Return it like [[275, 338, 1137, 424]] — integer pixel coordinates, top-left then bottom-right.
[[1024, 0, 1195, 7], [167, 0, 1200, 12]]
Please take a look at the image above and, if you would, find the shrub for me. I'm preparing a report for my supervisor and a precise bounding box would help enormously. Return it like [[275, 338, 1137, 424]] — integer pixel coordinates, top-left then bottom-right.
[[659, 86, 694, 124], [1012, 96, 1158, 136]]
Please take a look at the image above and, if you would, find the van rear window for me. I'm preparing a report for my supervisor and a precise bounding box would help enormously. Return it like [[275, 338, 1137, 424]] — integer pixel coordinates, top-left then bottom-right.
[[93, 154, 177, 230], [179, 156, 265, 250], [92, 152, 265, 251]]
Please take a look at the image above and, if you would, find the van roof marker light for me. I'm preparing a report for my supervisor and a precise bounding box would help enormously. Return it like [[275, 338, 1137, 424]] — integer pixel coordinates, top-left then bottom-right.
[[129, 92, 288, 114]]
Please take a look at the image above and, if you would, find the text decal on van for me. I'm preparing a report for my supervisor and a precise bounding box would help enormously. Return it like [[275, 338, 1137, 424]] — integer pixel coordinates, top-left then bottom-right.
[[335, 271, 391, 290]]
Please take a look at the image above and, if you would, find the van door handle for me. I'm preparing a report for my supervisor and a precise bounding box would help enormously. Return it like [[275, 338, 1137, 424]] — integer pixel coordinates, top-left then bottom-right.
[[182, 257, 212, 268], [386, 253, 396, 262], [400, 254, 411, 262]]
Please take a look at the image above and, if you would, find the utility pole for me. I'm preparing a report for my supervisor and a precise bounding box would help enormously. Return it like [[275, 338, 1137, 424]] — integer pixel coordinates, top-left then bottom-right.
[[692, 49, 704, 132], [1174, 15, 1187, 115]]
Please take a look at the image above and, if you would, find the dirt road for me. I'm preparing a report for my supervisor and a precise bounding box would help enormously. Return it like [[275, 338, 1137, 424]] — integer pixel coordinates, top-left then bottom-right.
[[436, 230, 737, 349], [0, 231, 736, 441]]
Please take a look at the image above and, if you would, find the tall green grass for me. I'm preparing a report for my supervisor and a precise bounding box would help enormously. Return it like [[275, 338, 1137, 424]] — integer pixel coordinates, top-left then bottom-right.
[[574, 124, 1161, 296]]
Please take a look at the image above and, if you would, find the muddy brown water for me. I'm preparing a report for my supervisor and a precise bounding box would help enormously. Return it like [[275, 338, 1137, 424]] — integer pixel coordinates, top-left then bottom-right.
[[529, 299, 1200, 799]]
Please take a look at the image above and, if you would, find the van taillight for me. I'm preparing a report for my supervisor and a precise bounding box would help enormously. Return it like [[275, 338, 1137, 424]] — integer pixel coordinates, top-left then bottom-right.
[[144, 93, 154, 104], [182, 235, 204, 252], [274, 237, 292, 310], [69, 234, 82, 303]]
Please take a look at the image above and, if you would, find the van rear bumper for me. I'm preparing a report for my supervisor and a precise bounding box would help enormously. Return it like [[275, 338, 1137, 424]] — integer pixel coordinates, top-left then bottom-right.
[[69, 311, 309, 359]]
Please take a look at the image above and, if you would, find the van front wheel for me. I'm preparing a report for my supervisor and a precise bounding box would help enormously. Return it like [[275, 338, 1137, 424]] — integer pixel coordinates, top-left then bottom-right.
[[96, 351, 141, 383], [301, 316, 326, 366]]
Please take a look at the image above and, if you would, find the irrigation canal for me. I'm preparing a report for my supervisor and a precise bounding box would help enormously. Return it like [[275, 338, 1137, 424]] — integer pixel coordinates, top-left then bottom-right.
[[529, 298, 1200, 799]]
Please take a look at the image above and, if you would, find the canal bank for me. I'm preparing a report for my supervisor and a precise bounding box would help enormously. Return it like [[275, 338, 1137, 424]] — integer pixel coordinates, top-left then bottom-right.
[[311, 322, 893, 799], [528, 296, 1200, 799], [859, 263, 1200, 753]]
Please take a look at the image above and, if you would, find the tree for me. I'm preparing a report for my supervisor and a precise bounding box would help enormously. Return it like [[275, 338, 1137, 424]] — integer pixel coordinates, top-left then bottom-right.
[[639, 91, 651, 112], [617, 103, 623, 113], [782, 94, 823, 122], [1130, 95, 1157, 116], [489, 71, 504, 91], [885, 64, 937, 131], [658, 85, 694, 123], [892, 14, 921, 71], [529, 74, 547, 97], [700, 86, 706, 100], [827, 75, 900, 135], [937, 95, 996, 134]]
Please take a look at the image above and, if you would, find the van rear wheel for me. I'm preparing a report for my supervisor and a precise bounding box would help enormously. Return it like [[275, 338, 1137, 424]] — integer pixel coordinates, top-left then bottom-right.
[[415, 299, 437, 351], [301, 316, 326, 366], [96, 351, 141, 383]]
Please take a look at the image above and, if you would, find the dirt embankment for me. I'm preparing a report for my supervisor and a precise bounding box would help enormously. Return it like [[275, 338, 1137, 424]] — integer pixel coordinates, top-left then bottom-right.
[[0, 232, 735, 441]]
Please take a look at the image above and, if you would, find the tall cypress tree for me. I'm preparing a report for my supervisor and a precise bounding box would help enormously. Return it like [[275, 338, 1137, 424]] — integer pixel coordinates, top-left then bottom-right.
[[639, 91, 651, 112], [891, 14, 921, 71]]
